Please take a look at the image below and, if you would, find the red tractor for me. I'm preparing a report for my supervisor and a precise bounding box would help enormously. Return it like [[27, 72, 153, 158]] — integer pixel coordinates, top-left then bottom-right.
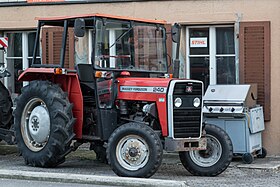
[[14, 14, 232, 177]]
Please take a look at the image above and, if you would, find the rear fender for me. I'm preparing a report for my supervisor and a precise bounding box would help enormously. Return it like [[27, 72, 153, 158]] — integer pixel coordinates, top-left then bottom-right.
[[18, 68, 84, 139]]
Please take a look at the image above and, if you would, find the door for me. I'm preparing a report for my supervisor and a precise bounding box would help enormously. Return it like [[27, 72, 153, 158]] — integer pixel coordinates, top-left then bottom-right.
[[95, 72, 118, 140], [186, 26, 236, 90]]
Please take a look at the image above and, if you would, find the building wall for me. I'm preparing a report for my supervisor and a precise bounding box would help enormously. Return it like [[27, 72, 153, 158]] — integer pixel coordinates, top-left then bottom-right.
[[0, 0, 279, 154]]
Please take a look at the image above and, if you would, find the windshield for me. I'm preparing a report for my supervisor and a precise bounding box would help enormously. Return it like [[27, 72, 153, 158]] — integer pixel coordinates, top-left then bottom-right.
[[94, 19, 167, 73]]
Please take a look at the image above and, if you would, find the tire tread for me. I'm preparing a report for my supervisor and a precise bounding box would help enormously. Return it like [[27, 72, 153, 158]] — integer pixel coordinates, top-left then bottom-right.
[[14, 80, 75, 167]]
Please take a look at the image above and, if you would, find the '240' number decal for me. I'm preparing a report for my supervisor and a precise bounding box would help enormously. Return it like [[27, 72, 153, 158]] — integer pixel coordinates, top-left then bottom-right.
[[153, 87, 165, 93]]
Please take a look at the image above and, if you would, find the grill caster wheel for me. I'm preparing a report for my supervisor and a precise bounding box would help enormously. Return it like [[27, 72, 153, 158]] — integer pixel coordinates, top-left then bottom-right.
[[257, 147, 267, 159], [242, 153, 254, 164]]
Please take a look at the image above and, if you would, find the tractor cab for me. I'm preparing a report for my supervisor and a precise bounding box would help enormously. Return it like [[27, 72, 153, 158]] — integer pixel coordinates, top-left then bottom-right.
[[30, 14, 168, 75]]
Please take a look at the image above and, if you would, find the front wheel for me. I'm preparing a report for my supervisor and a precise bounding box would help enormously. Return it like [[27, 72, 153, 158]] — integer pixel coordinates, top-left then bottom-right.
[[107, 122, 163, 178], [179, 124, 233, 176]]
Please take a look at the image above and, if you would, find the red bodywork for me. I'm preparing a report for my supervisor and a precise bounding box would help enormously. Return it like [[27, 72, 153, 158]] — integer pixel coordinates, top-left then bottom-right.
[[19, 68, 171, 138], [18, 68, 84, 139], [117, 78, 170, 136]]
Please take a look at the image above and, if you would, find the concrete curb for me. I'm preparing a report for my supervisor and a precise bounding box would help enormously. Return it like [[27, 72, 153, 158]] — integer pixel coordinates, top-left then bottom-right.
[[236, 161, 280, 170], [0, 169, 189, 187]]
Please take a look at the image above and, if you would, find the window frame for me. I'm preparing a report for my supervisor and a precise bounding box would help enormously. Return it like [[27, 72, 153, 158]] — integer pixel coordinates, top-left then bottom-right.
[[186, 24, 238, 86], [3, 30, 38, 92]]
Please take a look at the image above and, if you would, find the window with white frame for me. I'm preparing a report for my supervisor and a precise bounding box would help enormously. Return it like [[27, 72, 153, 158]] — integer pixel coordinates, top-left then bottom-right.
[[186, 25, 237, 90], [4, 31, 38, 94]]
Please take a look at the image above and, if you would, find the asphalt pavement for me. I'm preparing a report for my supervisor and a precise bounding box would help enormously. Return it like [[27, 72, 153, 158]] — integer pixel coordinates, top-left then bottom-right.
[[0, 142, 280, 187]]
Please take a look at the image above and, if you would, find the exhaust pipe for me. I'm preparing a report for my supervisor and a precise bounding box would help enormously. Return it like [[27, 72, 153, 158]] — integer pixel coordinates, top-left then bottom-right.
[[171, 23, 181, 78]]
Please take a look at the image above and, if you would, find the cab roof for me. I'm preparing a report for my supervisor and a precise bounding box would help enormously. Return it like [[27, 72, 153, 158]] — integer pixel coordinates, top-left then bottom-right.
[[36, 13, 167, 25]]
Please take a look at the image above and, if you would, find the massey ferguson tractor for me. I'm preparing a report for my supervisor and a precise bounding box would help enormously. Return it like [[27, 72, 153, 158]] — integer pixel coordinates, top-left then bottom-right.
[[14, 14, 233, 178]]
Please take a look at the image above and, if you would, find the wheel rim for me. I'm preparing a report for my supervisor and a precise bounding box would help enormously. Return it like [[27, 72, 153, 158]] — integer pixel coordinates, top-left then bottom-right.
[[116, 135, 150, 171], [189, 134, 222, 167], [21, 98, 50, 152]]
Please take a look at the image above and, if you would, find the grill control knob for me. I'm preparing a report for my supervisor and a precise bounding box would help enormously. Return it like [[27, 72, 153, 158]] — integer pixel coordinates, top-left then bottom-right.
[[231, 108, 235, 112], [209, 107, 213, 112], [220, 107, 224, 112]]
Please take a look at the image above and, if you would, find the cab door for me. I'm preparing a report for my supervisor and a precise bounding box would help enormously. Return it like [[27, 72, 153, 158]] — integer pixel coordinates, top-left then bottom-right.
[[95, 72, 118, 140]]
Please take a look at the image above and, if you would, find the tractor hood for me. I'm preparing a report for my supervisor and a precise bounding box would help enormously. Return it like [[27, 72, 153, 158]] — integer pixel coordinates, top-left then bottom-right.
[[117, 77, 171, 92], [118, 77, 171, 88], [117, 77, 171, 102]]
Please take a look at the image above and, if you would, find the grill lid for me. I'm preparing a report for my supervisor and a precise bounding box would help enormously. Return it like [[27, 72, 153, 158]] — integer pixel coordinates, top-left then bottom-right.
[[203, 84, 258, 115], [203, 84, 257, 107]]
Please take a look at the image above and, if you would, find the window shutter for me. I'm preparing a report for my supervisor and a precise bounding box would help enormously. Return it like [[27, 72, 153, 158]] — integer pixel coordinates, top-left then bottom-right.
[[42, 27, 75, 69], [239, 21, 271, 121]]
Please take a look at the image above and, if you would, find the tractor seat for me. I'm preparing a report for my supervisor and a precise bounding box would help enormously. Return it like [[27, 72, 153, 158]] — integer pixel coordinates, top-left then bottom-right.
[[75, 63, 95, 90], [75, 63, 96, 105]]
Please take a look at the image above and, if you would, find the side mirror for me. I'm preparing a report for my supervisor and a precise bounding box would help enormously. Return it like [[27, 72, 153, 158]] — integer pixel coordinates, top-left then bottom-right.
[[74, 18, 85, 37], [171, 23, 181, 43]]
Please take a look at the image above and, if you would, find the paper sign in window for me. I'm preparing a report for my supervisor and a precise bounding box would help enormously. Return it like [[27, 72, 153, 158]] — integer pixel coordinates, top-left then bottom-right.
[[190, 37, 207, 48]]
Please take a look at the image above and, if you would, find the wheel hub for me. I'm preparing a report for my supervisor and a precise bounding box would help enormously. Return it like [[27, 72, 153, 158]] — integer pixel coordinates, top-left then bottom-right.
[[30, 116, 39, 131], [189, 134, 222, 167], [28, 105, 50, 144], [116, 135, 150, 171], [128, 147, 139, 157], [199, 143, 214, 158]]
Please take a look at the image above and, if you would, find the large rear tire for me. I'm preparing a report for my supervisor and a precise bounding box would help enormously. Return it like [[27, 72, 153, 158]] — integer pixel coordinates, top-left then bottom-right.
[[14, 81, 75, 167], [179, 124, 233, 176], [0, 82, 13, 130], [107, 122, 163, 178]]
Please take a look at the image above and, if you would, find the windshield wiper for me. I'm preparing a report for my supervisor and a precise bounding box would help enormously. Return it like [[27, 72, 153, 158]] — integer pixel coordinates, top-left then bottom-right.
[[109, 27, 133, 48]]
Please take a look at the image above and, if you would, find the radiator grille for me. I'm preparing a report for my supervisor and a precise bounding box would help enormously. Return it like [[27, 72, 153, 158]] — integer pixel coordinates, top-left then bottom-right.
[[172, 82, 202, 138]]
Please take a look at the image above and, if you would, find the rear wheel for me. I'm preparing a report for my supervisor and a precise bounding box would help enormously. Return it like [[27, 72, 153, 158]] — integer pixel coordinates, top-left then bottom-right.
[[0, 82, 13, 130], [179, 124, 233, 176], [107, 122, 163, 178], [14, 81, 75, 167]]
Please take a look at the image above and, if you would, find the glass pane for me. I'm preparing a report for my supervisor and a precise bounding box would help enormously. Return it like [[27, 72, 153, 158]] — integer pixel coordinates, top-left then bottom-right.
[[94, 19, 167, 72], [97, 77, 113, 109], [189, 28, 209, 55], [6, 33, 22, 57], [216, 27, 235, 54], [28, 32, 39, 57], [216, 56, 236, 84], [190, 57, 209, 90], [28, 58, 41, 66]]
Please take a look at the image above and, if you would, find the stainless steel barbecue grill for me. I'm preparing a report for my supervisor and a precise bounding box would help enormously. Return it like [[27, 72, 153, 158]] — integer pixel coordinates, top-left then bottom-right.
[[203, 84, 257, 116], [203, 84, 266, 164]]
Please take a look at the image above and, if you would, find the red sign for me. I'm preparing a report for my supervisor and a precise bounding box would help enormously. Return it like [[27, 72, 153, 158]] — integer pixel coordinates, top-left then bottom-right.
[[190, 37, 207, 48], [0, 37, 8, 48]]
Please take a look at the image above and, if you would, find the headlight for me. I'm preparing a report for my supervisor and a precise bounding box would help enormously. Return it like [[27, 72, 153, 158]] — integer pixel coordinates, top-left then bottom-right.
[[193, 97, 201, 107], [174, 98, 182, 108]]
